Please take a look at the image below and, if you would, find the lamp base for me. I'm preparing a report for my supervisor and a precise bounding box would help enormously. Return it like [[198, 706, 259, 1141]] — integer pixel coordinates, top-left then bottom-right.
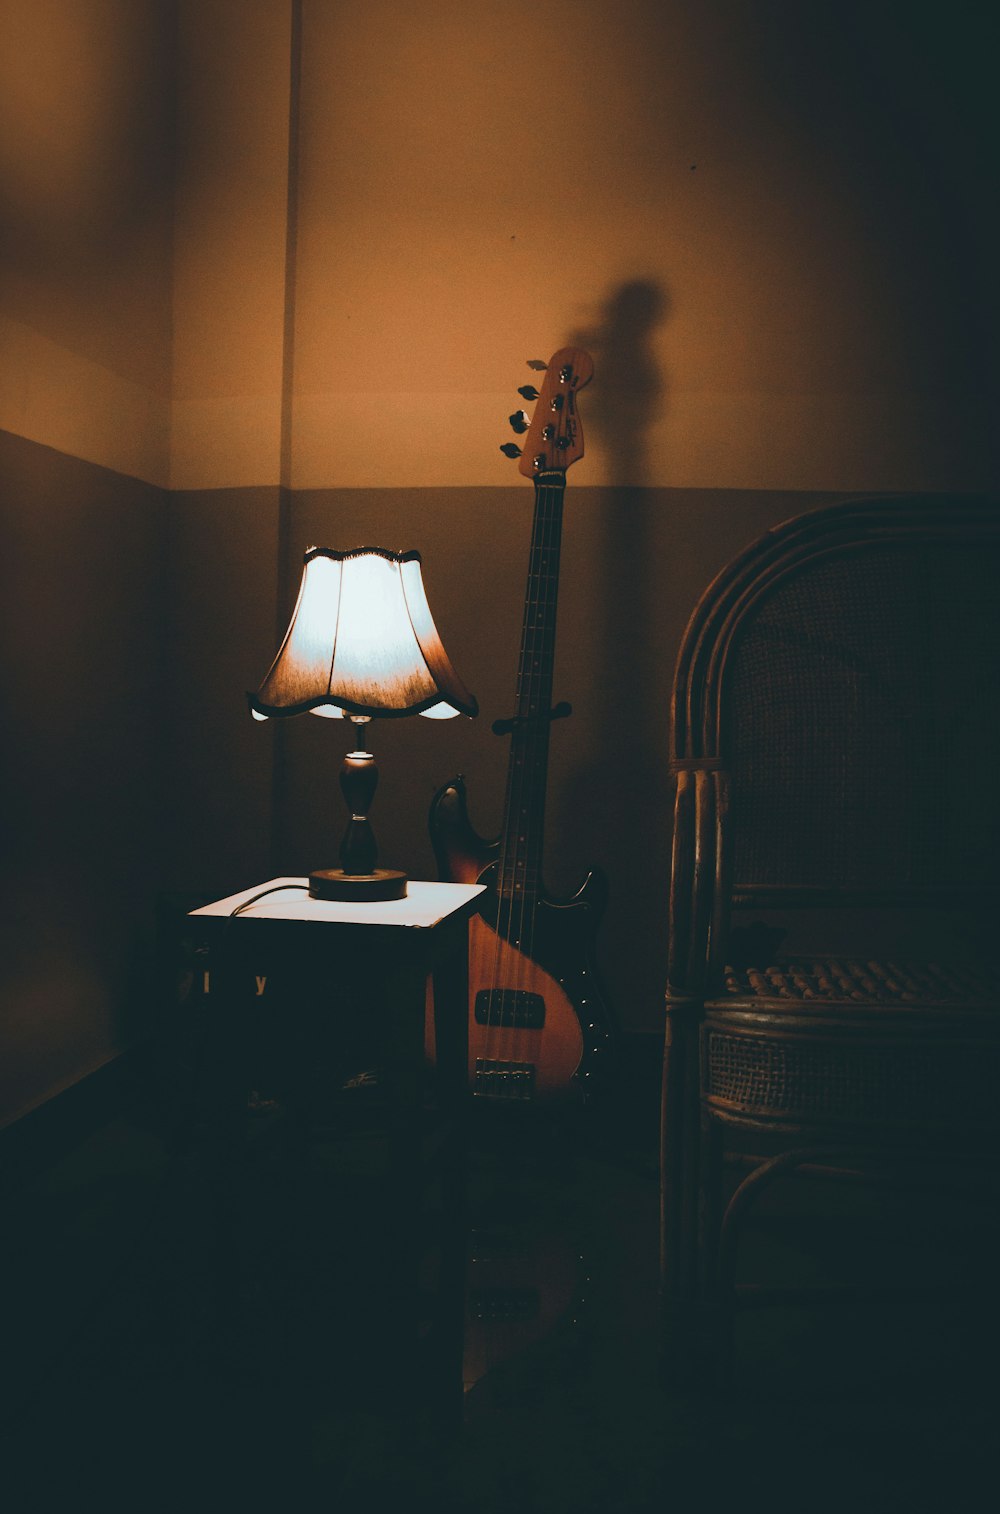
[[309, 867, 408, 902]]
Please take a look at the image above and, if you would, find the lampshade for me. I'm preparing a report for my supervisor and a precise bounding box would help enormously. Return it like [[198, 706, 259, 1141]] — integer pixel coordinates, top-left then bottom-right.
[[247, 547, 478, 722]]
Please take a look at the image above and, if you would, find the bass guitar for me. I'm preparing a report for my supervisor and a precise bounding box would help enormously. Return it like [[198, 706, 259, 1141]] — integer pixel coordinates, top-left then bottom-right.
[[429, 347, 614, 1103]]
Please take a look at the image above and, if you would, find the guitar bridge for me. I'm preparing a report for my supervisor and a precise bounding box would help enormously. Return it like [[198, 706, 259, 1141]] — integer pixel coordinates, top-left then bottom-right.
[[474, 989, 545, 1029], [473, 1059, 536, 1101]]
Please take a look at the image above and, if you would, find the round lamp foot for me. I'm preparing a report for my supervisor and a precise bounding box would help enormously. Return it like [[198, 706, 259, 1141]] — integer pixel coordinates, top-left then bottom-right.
[[308, 868, 408, 902]]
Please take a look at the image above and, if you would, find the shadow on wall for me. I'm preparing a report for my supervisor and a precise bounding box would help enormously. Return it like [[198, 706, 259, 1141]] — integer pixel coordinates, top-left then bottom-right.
[[572, 279, 669, 491], [0, 435, 170, 1127], [0, 2, 175, 270], [567, 276, 670, 796], [549, 279, 672, 1029]]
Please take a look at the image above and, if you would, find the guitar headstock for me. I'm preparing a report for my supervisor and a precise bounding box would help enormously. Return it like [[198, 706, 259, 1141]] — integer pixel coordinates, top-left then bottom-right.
[[501, 347, 594, 479]]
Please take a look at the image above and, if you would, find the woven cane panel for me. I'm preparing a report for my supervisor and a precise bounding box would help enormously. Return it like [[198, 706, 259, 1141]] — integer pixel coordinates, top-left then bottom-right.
[[725, 542, 1000, 893], [722, 958, 996, 1004], [704, 1027, 995, 1124]]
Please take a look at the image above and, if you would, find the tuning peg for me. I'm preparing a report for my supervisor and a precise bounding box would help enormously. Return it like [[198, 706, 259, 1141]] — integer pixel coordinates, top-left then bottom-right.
[[508, 410, 530, 434], [526, 359, 549, 371], [499, 443, 522, 459], [517, 385, 540, 402]]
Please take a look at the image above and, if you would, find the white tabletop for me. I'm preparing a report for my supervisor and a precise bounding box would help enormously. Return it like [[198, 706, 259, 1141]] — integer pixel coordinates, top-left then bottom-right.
[[190, 877, 485, 929]]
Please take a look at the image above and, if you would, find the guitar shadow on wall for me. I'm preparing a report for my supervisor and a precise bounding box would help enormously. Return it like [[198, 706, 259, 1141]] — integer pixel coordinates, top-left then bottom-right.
[[556, 279, 671, 1061], [572, 279, 669, 489]]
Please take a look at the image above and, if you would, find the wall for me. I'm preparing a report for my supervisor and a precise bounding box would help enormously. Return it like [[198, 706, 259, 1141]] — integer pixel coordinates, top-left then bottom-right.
[[163, 0, 294, 894], [0, 0, 175, 483], [162, 486, 282, 898], [0, 434, 169, 1124], [288, 0, 997, 493], [0, 1, 175, 1124], [162, 0, 999, 497], [0, 1, 296, 1124], [169, 0, 293, 489]]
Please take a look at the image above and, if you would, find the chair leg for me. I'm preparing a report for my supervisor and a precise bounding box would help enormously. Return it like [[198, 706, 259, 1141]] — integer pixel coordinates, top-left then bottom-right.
[[714, 1145, 856, 1384], [695, 1113, 728, 1389], [659, 1142, 698, 1385], [659, 1002, 704, 1387]]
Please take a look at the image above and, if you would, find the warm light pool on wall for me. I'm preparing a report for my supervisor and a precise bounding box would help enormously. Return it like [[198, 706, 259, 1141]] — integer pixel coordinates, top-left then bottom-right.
[[248, 546, 477, 901]]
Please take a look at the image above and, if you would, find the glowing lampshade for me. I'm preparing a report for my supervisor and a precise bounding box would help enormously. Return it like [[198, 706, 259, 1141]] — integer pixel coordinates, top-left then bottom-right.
[[248, 547, 477, 722]]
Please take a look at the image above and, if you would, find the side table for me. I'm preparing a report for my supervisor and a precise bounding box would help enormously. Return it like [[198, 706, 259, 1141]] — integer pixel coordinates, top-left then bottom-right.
[[183, 877, 485, 1424]]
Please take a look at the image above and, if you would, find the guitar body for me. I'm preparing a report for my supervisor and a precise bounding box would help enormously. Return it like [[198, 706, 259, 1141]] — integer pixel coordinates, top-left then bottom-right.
[[431, 774, 613, 1102]]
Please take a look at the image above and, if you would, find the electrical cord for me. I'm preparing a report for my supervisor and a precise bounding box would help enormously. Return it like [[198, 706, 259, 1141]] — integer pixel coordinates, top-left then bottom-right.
[[229, 882, 310, 917]]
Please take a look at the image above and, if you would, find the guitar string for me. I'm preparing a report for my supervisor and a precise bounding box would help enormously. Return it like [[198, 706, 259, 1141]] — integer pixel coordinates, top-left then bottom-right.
[[504, 478, 543, 1073], [495, 476, 542, 1074], [492, 472, 553, 1078], [485, 399, 571, 1090], [484, 659, 510, 1076], [484, 477, 537, 1077], [492, 542, 522, 1075], [525, 477, 559, 998], [523, 477, 561, 1061], [508, 474, 560, 1076]]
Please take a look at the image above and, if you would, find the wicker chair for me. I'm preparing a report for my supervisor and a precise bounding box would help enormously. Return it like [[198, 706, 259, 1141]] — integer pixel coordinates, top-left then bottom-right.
[[659, 495, 1000, 1386]]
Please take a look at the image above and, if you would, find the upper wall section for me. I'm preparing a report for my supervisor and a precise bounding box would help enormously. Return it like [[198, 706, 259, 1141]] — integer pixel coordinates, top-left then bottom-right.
[[290, 0, 998, 492], [169, 0, 293, 490], [0, 0, 294, 492], [2, 2, 996, 495], [0, 0, 176, 485]]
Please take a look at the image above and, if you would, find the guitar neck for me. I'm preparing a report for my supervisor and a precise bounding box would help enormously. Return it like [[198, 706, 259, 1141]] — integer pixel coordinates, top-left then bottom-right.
[[497, 471, 566, 910]]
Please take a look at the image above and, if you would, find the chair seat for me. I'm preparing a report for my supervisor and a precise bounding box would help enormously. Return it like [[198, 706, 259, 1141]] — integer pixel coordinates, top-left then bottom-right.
[[701, 957, 1000, 1132]]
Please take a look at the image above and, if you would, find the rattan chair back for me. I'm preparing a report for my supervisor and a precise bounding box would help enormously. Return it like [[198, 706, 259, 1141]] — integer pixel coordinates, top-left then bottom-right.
[[668, 497, 1000, 997]]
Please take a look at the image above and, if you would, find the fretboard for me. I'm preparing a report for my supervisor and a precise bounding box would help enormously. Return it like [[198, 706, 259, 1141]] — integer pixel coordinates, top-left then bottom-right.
[[496, 472, 565, 929]]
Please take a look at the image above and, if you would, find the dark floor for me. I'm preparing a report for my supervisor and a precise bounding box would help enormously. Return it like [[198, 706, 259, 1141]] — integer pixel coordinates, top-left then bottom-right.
[[2, 1037, 997, 1513]]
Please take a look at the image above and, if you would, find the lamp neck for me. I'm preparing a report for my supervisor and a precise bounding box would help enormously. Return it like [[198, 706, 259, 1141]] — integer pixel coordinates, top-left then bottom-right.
[[347, 714, 372, 756]]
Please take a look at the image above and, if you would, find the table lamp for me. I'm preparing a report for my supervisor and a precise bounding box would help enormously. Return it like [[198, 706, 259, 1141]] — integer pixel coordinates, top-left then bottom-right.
[[248, 546, 477, 901]]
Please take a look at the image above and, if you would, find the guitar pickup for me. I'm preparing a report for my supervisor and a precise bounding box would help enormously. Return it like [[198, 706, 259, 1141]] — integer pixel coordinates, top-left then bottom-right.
[[475, 989, 546, 1029], [473, 1060, 536, 1100]]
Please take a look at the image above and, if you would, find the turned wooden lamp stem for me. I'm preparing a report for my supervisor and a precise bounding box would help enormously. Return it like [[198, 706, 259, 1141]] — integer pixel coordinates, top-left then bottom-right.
[[338, 717, 378, 876]]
